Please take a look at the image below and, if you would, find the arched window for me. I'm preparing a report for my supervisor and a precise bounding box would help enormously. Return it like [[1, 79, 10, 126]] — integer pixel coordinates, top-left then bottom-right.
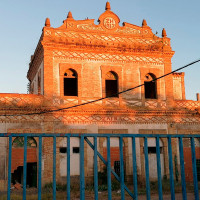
[[37, 71, 41, 95], [64, 69, 78, 96], [144, 73, 157, 99], [12, 137, 37, 148], [105, 71, 118, 97]]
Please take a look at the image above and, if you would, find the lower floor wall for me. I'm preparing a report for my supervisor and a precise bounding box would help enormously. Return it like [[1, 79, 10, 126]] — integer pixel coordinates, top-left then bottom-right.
[[184, 147, 200, 182], [0, 122, 200, 190]]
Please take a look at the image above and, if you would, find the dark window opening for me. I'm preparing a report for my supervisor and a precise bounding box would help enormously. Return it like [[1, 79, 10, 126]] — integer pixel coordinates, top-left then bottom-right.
[[144, 81, 157, 99], [106, 80, 118, 97], [147, 147, 163, 154], [64, 78, 78, 96], [73, 147, 80, 153], [38, 72, 41, 95], [114, 161, 125, 176], [196, 159, 200, 181], [114, 161, 120, 176], [60, 147, 67, 153], [11, 163, 37, 187]]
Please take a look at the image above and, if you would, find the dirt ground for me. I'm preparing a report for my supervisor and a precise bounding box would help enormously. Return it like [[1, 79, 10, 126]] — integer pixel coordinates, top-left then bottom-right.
[[0, 190, 198, 200]]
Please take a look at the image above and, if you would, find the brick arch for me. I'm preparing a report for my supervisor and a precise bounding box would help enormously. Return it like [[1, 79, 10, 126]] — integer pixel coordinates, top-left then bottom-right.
[[105, 71, 119, 98], [63, 68, 78, 97], [7, 129, 41, 174], [100, 65, 122, 100], [144, 73, 157, 99], [59, 63, 82, 98], [11, 137, 37, 173], [106, 71, 118, 80], [140, 67, 162, 100]]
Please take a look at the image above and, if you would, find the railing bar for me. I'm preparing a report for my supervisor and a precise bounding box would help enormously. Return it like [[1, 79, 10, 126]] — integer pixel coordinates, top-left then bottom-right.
[[107, 136, 112, 200], [80, 135, 85, 200], [119, 137, 125, 200], [179, 137, 187, 200], [53, 136, 56, 200], [85, 137, 134, 198], [144, 137, 151, 200], [191, 137, 199, 200], [85, 137, 107, 165], [38, 136, 42, 200], [156, 137, 163, 200], [23, 136, 27, 200], [168, 137, 175, 200], [94, 136, 98, 200], [2, 133, 200, 138], [132, 136, 138, 200], [67, 136, 70, 200], [7, 136, 12, 200]]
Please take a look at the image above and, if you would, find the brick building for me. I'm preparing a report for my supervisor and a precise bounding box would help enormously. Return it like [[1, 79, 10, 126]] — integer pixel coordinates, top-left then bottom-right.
[[0, 2, 200, 189]]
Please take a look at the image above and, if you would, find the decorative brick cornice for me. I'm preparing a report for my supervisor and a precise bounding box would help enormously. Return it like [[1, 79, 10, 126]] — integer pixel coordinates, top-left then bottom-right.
[[0, 101, 199, 124], [172, 72, 185, 77], [52, 50, 164, 64], [42, 28, 174, 56]]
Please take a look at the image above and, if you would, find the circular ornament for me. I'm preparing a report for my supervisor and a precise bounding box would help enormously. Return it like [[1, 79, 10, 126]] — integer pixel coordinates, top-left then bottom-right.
[[103, 17, 116, 29]]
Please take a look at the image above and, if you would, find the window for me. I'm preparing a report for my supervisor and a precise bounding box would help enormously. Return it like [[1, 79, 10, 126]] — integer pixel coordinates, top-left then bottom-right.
[[73, 147, 80, 153], [148, 147, 163, 154], [105, 71, 118, 97], [60, 147, 67, 153], [38, 71, 41, 95], [144, 73, 157, 99], [64, 69, 78, 96]]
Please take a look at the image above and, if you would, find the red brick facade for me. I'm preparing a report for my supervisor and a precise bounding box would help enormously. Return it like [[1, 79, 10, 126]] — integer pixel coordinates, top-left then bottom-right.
[[11, 148, 37, 173], [0, 2, 199, 188]]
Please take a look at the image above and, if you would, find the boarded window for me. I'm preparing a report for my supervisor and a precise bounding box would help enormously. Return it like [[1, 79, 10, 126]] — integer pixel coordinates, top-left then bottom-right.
[[38, 71, 41, 95], [148, 147, 163, 154], [64, 69, 78, 96], [73, 147, 80, 153], [105, 71, 118, 97], [60, 147, 67, 153], [144, 73, 157, 99]]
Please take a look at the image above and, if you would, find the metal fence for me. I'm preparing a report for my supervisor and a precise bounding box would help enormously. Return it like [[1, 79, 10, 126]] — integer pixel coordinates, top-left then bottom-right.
[[0, 133, 200, 200]]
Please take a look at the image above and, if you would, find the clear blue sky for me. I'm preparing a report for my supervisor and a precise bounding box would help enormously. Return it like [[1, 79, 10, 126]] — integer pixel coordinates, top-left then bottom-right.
[[0, 0, 199, 100]]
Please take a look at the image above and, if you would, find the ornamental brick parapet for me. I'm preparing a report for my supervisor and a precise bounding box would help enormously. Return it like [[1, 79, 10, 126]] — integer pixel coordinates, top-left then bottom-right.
[[0, 93, 44, 108], [175, 100, 200, 110]]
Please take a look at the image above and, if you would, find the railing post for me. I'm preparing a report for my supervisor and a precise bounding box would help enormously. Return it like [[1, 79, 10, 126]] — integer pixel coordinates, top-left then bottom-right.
[[119, 136, 125, 200], [7, 135, 12, 200], [38, 136, 42, 200], [94, 136, 98, 200], [191, 137, 199, 200], [85, 136, 134, 199], [80, 135, 85, 200], [168, 136, 175, 200], [67, 136, 70, 200], [132, 136, 138, 200], [144, 137, 150, 200], [23, 136, 27, 200], [179, 137, 187, 200], [156, 137, 163, 200], [53, 136, 56, 200], [107, 136, 112, 200]]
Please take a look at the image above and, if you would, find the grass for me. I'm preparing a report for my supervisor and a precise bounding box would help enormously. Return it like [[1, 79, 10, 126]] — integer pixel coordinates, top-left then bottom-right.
[[0, 180, 196, 200]]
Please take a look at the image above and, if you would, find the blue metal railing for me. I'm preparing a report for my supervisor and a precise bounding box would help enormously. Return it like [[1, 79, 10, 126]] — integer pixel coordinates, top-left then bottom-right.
[[1, 133, 200, 200]]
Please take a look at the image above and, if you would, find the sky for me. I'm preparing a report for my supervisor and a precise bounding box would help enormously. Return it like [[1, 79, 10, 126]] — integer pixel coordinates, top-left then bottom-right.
[[0, 0, 199, 100]]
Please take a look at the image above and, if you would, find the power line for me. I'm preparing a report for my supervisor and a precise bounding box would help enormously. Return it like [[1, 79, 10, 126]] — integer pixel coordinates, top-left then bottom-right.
[[1, 58, 200, 117]]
